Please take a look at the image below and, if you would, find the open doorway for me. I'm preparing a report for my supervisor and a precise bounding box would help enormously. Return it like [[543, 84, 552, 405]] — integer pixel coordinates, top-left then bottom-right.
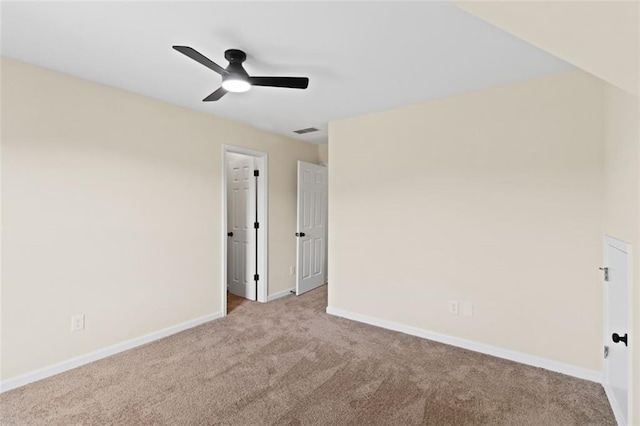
[[222, 145, 268, 316]]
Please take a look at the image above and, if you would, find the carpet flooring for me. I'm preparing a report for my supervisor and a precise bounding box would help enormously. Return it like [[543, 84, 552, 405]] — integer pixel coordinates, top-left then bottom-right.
[[0, 285, 614, 425]]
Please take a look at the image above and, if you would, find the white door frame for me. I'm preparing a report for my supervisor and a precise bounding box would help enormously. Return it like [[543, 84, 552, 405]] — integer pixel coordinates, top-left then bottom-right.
[[222, 145, 268, 315], [602, 235, 633, 426]]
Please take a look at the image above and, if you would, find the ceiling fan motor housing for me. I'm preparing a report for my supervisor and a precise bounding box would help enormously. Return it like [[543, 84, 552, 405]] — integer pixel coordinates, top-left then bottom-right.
[[225, 49, 247, 63], [223, 49, 250, 86]]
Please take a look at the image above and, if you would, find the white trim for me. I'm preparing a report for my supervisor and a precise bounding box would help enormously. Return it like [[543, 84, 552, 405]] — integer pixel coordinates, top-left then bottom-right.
[[222, 145, 269, 313], [604, 383, 628, 426], [0, 311, 223, 394], [326, 306, 602, 383], [268, 288, 295, 302]]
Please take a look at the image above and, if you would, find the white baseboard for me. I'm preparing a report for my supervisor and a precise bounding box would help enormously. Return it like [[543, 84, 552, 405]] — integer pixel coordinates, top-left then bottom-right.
[[268, 288, 295, 301], [603, 382, 627, 426], [0, 311, 223, 393], [326, 306, 602, 383]]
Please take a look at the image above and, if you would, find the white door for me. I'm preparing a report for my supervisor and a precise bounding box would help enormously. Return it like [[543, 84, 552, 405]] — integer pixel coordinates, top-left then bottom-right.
[[603, 236, 630, 425], [227, 156, 257, 301], [296, 161, 328, 295]]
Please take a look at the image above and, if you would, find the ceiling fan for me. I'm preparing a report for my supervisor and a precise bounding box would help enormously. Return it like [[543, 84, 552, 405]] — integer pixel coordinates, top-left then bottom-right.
[[172, 46, 309, 101]]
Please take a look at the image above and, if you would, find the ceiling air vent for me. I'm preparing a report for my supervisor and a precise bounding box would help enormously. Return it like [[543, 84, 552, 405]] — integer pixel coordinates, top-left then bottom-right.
[[293, 127, 320, 135]]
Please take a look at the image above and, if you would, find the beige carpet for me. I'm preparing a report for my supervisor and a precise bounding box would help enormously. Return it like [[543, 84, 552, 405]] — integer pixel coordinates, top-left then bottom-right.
[[0, 285, 614, 425]]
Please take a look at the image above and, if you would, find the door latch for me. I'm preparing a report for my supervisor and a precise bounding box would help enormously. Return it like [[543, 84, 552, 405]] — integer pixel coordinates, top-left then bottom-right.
[[295, 232, 306, 237], [604, 345, 609, 359], [227, 232, 233, 237]]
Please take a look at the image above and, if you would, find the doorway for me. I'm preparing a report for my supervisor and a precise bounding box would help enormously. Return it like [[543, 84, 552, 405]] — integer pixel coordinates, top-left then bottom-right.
[[602, 235, 631, 425], [222, 145, 268, 316]]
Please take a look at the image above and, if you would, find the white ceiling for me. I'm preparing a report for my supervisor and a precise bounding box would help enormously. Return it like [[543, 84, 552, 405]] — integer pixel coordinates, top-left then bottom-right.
[[1, 1, 573, 145]]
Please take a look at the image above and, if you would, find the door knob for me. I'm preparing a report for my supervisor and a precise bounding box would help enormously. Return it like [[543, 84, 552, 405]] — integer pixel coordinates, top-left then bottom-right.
[[295, 232, 306, 237], [227, 232, 233, 237], [612, 333, 628, 347]]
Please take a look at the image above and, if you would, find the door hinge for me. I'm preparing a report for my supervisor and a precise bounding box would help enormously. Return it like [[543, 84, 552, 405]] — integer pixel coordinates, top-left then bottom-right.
[[254, 170, 259, 177], [604, 345, 609, 359], [600, 267, 609, 282], [254, 274, 259, 281], [254, 222, 260, 229]]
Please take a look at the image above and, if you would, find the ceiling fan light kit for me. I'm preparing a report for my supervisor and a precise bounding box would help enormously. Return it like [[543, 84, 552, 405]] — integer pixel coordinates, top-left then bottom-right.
[[173, 46, 309, 101], [222, 78, 251, 93]]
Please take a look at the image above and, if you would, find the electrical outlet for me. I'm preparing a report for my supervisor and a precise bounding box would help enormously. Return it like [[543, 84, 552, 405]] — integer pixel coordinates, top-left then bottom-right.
[[71, 314, 85, 332], [449, 301, 459, 315], [290, 266, 296, 275], [462, 302, 473, 317]]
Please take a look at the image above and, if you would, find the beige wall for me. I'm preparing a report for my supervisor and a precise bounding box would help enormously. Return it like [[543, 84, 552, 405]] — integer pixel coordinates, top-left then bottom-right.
[[318, 144, 328, 165], [0, 58, 318, 380], [452, 3, 640, 419], [602, 83, 639, 424], [454, 1, 639, 96], [328, 71, 604, 371]]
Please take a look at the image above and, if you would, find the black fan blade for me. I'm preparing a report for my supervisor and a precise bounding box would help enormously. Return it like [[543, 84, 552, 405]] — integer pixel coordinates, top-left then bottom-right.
[[248, 76, 309, 89], [173, 46, 227, 75], [203, 87, 227, 102]]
